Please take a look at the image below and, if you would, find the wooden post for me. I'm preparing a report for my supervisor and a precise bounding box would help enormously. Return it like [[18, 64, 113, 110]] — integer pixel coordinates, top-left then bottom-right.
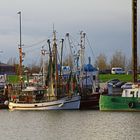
[[132, 0, 137, 83]]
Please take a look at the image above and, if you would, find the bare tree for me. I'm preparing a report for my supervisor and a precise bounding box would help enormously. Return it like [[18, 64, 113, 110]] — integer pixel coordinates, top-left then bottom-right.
[[110, 51, 126, 69], [7, 57, 18, 65], [27, 61, 41, 74], [63, 54, 73, 67], [94, 53, 108, 70], [126, 57, 132, 71], [6, 57, 19, 75]]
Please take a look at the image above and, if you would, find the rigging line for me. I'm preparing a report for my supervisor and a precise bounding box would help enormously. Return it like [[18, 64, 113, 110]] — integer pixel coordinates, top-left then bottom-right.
[[63, 36, 69, 58], [24, 46, 44, 54], [69, 34, 79, 46], [57, 40, 63, 64], [64, 34, 77, 57], [25, 54, 41, 66], [85, 35, 96, 60], [68, 34, 79, 52], [24, 42, 48, 54], [57, 49, 61, 64], [23, 38, 48, 49]]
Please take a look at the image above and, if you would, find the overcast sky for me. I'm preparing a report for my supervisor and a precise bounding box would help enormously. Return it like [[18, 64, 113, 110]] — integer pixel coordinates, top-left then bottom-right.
[[0, 0, 139, 65]]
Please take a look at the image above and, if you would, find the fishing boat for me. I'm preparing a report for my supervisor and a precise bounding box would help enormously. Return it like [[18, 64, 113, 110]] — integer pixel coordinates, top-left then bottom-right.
[[79, 58, 100, 109], [0, 94, 9, 109], [8, 30, 80, 111], [0, 75, 9, 109], [99, 0, 139, 111], [66, 32, 100, 109], [100, 84, 140, 111], [8, 86, 80, 111]]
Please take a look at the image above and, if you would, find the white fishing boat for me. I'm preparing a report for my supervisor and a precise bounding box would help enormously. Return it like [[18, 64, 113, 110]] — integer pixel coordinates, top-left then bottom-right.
[[8, 86, 80, 111], [8, 28, 80, 111]]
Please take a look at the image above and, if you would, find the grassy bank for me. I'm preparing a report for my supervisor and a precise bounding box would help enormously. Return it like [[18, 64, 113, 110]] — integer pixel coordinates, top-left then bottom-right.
[[6, 74, 138, 84], [99, 74, 133, 83], [7, 75, 26, 84]]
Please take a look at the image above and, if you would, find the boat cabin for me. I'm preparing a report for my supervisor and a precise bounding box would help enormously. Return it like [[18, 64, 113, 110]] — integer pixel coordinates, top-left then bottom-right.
[[122, 85, 140, 98], [79, 62, 99, 92]]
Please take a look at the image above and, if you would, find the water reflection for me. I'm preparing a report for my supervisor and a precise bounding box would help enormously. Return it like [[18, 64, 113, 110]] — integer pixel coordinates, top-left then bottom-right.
[[0, 110, 140, 140]]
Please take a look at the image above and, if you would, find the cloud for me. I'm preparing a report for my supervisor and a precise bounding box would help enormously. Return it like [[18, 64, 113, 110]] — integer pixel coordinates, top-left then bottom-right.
[[0, 0, 139, 65]]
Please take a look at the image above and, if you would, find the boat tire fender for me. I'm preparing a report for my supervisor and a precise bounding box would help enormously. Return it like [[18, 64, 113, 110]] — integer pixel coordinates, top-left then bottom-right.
[[128, 102, 135, 108]]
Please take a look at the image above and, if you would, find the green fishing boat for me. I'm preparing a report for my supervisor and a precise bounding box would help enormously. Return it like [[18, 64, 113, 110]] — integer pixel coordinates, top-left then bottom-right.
[[100, 0, 139, 111], [99, 84, 140, 111]]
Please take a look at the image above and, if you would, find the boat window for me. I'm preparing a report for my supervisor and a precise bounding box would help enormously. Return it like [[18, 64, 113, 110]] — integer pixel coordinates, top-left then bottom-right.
[[136, 91, 138, 97], [93, 75, 96, 80], [41, 90, 44, 94], [34, 91, 38, 94], [130, 91, 134, 97], [125, 90, 127, 97]]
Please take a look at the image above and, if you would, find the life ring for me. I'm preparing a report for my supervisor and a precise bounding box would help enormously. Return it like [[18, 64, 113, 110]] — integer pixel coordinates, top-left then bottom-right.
[[4, 100, 9, 105], [128, 102, 135, 108]]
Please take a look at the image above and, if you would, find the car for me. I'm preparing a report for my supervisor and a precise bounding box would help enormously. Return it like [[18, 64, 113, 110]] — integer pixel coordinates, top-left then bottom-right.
[[113, 81, 126, 88], [111, 67, 125, 74], [127, 70, 132, 75], [99, 69, 111, 74], [121, 82, 132, 89], [107, 79, 120, 85]]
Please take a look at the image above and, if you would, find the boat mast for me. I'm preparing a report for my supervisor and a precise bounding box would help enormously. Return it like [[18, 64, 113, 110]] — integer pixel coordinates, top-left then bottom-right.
[[60, 39, 64, 79], [41, 46, 47, 86], [58, 39, 64, 95], [132, 0, 137, 83], [79, 31, 86, 87], [66, 33, 77, 96], [47, 39, 55, 99], [66, 33, 74, 70], [80, 31, 86, 69], [52, 30, 58, 97], [18, 11, 24, 89]]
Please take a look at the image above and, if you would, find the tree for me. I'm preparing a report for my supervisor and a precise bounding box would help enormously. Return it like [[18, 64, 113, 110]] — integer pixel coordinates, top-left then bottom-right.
[[63, 54, 73, 67], [7, 57, 19, 75], [94, 53, 108, 70], [126, 57, 132, 71], [27, 61, 41, 74], [110, 51, 126, 69], [7, 57, 18, 65]]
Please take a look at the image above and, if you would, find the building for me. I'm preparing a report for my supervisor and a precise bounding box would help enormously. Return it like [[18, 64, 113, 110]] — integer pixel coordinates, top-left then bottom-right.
[[0, 63, 15, 75]]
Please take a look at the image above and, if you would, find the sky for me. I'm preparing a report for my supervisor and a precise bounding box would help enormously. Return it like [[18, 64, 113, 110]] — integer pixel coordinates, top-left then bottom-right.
[[0, 0, 139, 66]]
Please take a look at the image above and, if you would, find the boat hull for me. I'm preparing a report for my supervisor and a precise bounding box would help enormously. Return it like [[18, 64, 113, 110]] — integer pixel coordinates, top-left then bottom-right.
[[99, 95, 140, 111], [0, 95, 9, 109], [0, 103, 8, 109], [8, 95, 81, 111], [80, 93, 100, 109]]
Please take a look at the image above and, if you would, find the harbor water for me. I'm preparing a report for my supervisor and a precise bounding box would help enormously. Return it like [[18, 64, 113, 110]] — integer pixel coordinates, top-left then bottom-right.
[[0, 110, 140, 140]]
